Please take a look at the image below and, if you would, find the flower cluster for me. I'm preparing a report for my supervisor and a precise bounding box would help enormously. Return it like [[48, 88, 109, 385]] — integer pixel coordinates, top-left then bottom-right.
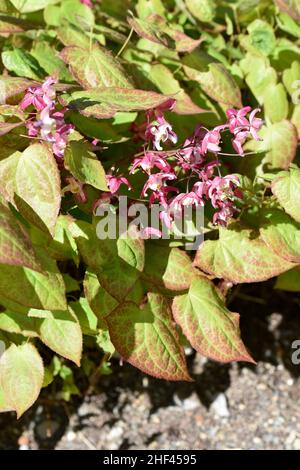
[[109, 103, 263, 231], [19, 77, 74, 158]]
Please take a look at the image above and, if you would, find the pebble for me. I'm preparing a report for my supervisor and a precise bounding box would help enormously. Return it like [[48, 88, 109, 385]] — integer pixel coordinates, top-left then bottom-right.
[[173, 392, 201, 411], [210, 394, 230, 418]]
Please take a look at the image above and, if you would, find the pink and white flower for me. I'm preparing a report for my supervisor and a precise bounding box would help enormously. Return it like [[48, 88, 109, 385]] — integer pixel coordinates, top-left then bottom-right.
[[145, 116, 178, 151]]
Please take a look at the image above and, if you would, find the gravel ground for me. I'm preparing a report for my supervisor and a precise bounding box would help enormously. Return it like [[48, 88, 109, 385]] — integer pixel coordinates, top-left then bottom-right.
[[0, 283, 299, 450]]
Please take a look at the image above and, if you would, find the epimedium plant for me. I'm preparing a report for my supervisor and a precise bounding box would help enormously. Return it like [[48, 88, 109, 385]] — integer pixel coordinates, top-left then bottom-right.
[[0, 0, 299, 417]]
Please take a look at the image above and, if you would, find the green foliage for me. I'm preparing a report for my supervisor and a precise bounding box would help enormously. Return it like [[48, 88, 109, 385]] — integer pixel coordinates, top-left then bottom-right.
[[0, 0, 299, 418]]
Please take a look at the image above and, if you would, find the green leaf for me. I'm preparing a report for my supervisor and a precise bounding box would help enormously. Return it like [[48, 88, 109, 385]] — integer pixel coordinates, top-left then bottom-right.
[[275, 0, 300, 23], [271, 167, 300, 223], [277, 12, 300, 38], [143, 243, 197, 292], [185, 0, 216, 23], [9, 0, 54, 13], [275, 267, 300, 292], [246, 121, 298, 170], [106, 293, 192, 381], [247, 19, 276, 56], [60, 0, 94, 29], [0, 201, 41, 271], [147, 63, 207, 115], [39, 310, 82, 366], [72, 221, 143, 302], [15, 143, 61, 236], [173, 276, 254, 363], [0, 343, 44, 418], [0, 251, 67, 311], [291, 104, 300, 138], [60, 87, 172, 119], [241, 55, 277, 105], [69, 297, 98, 335], [0, 310, 40, 337], [264, 84, 288, 123], [260, 209, 300, 263], [194, 224, 295, 283], [183, 61, 242, 107], [64, 141, 108, 191], [282, 61, 300, 96], [60, 44, 133, 89], [2, 49, 45, 80], [128, 14, 201, 53], [31, 42, 72, 82], [84, 270, 118, 319]]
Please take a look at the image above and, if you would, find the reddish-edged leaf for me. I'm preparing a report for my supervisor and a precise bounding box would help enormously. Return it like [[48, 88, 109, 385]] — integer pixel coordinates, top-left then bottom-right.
[[15, 143, 61, 236], [0, 343, 44, 418], [173, 276, 254, 363], [246, 120, 298, 169], [0, 250, 67, 311], [60, 44, 133, 89], [143, 243, 197, 292], [0, 76, 37, 102], [0, 121, 24, 136], [183, 62, 242, 108], [128, 14, 201, 53], [0, 201, 41, 271], [271, 167, 300, 223], [61, 87, 172, 119], [39, 310, 82, 366], [275, 0, 300, 22], [260, 208, 300, 263], [64, 140, 108, 191], [194, 224, 294, 283], [106, 293, 192, 381]]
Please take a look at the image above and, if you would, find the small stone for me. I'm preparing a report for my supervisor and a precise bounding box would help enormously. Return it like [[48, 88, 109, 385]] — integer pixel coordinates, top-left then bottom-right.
[[19, 445, 29, 451], [210, 394, 230, 418], [293, 438, 300, 450], [173, 392, 201, 411], [66, 431, 76, 442]]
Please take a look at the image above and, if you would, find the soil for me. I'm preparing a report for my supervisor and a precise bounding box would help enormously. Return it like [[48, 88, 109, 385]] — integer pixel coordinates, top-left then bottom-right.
[[0, 282, 300, 450]]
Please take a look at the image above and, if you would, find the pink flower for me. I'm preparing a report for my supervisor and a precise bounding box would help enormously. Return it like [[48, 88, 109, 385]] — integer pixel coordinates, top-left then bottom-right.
[[249, 108, 263, 140], [232, 130, 249, 156], [227, 107, 263, 155], [130, 151, 171, 174], [107, 175, 131, 194], [140, 227, 162, 238], [170, 191, 203, 216], [207, 175, 242, 226], [80, 0, 93, 6], [21, 77, 74, 158], [19, 86, 46, 111], [145, 116, 177, 151], [200, 128, 222, 154], [141, 172, 177, 198], [226, 107, 252, 133]]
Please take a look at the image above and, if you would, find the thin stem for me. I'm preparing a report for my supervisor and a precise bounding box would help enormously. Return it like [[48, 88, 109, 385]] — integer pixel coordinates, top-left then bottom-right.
[[116, 27, 134, 58]]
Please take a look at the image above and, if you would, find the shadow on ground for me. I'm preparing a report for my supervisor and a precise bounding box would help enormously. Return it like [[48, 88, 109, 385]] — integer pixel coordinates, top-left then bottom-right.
[[0, 281, 299, 450]]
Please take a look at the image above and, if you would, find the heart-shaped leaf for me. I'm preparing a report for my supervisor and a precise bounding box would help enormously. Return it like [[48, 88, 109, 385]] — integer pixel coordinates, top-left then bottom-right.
[[194, 224, 294, 283], [106, 293, 192, 381], [0, 201, 41, 271], [272, 167, 300, 223], [0, 343, 44, 418], [173, 276, 254, 363], [60, 44, 133, 89], [15, 143, 61, 236]]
